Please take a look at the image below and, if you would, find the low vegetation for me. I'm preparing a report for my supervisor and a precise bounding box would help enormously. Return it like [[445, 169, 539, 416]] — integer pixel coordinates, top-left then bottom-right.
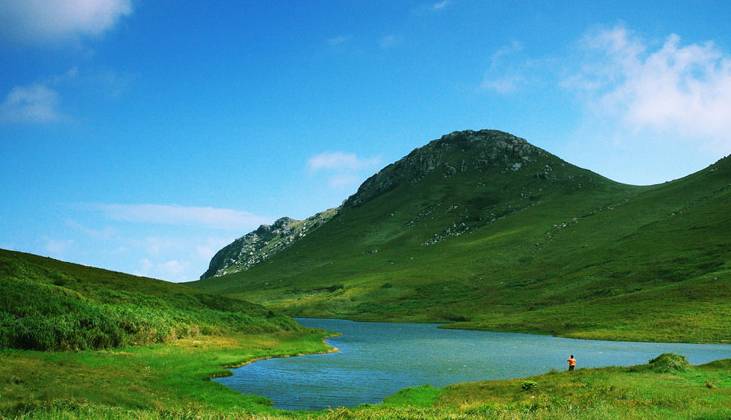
[[0, 249, 300, 351], [3, 348, 729, 419], [0, 331, 331, 418]]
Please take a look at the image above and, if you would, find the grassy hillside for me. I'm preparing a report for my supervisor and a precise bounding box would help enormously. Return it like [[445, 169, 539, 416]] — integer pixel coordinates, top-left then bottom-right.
[[0, 249, 300, 350], [192, 130, 731, 342]]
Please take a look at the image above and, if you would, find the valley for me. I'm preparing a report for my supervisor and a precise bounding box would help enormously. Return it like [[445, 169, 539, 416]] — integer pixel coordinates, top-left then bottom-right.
[[2, 130, 730, 419], [192, 130, 731, 343]]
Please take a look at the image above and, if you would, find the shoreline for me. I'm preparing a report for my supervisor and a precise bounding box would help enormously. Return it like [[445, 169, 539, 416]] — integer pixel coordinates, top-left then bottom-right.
[[207, 330, 340, 380], [208, 321, 731, 413], [293, 315, 731, 345]]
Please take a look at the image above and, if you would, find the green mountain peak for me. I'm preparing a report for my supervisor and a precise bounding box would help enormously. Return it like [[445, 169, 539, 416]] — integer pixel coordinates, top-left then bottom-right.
[[192, 129, 731, 343]]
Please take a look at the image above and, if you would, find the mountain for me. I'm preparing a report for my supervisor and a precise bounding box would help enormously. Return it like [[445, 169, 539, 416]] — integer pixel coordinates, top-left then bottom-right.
[[200, 208, 338, 279], [191, 130, 731, 343], [0, 249, 300, 351]]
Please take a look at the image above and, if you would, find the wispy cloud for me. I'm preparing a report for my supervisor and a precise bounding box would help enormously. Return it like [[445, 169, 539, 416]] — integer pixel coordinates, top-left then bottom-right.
[[0, 67, 84, 125], [327, 34, 351, 46], [489, 41, 523, 66], [91, 204, 271, 231], [137, 258, 188, 281], [0, 83, 63, 123], [0, 68, 133, 126], [132, 235, 235, 281], [0, 0, 133, 45], [480, 76, 525, 94], [432, 0, 451, 10], [564, 25, 731, 152], [307, 152, 380, 172], [307, 152, 381, 190], [480, 41, 530, 94]]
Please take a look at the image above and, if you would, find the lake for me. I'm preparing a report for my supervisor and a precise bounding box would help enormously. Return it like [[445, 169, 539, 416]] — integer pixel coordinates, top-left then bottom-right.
[[215, 318, 731, 410]]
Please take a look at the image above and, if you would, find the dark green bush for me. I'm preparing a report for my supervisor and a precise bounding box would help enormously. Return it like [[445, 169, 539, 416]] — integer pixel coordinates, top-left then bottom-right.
[[648, 353, 690, 373], [521, 381, 538, 391]]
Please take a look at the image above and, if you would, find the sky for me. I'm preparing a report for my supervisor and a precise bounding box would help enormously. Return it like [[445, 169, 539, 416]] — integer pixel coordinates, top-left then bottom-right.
[[1, 0, 730, 282]]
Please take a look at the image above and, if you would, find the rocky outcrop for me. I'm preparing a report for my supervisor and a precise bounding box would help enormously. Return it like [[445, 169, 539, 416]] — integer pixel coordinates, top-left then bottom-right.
[[199, 208, 338, 279], [344, 130, 544, 207]]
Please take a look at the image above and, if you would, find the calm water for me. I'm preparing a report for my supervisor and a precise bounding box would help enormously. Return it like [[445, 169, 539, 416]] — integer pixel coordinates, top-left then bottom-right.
[[215, 318, 731, 410]]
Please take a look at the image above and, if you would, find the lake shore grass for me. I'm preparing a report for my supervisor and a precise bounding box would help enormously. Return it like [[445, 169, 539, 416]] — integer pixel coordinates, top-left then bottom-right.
[[3, 330, 730, 419], [327, 355, 731, 419], [0, 330, 332, 419]]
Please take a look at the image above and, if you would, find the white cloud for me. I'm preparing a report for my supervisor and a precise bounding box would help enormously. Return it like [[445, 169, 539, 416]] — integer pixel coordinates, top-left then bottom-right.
[[480, 41, 531, 94], [327, 35, 351, 46], [136, 258, 188, 281], [0, 84, 62, 123], [0, 0, 133, 45], [307, 152, 380, 172], [480, 75, 524, 94], [307, 152, 380, 190], [121, 234, 236, 281], [489, 41, 523, 65], [565, 25, 731, 152], [92, 204, 271, 231], [379, 34, 401, 49], [432, 0, 450, 10]]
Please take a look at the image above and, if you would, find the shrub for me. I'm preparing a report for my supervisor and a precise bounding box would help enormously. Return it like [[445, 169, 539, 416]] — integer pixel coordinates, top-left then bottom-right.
[[521, 380, 538, 391], [648, 353, 690, 373]]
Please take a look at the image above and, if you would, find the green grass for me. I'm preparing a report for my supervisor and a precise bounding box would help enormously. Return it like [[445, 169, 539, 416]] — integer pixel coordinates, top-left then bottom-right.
[[1, 246, 729, 419], [325, 355, 731, 419], [0, 249, 300, 350], [191, 130, 731, 343], [4, 350, 730, 419], [0, 331, 332, 419]]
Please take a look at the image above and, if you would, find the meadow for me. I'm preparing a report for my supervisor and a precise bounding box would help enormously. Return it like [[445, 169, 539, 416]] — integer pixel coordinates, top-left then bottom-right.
[[1, 246, 730, 419]]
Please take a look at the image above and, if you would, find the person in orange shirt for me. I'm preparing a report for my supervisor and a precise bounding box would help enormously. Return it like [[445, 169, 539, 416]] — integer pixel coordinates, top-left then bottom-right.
[[568, 354, 577, 371]]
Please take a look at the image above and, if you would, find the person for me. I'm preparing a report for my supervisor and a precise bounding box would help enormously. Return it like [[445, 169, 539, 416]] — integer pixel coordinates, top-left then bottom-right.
[[567, 354, 576, 371]]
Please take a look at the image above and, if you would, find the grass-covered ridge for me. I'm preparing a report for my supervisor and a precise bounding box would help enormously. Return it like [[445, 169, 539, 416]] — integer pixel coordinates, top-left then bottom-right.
[[192, 130, 731, 343], [0, 249, 300, 351]]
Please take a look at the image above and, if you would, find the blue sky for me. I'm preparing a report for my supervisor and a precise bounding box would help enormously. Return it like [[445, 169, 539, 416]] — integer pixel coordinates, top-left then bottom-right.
[[1, 0, 730, 281]]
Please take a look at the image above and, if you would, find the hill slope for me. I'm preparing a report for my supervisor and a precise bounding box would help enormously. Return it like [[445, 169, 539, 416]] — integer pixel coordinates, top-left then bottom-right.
[[0, 249, 300, 350], [200, 208, 338, 279], [192, 130, 731, 342]]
